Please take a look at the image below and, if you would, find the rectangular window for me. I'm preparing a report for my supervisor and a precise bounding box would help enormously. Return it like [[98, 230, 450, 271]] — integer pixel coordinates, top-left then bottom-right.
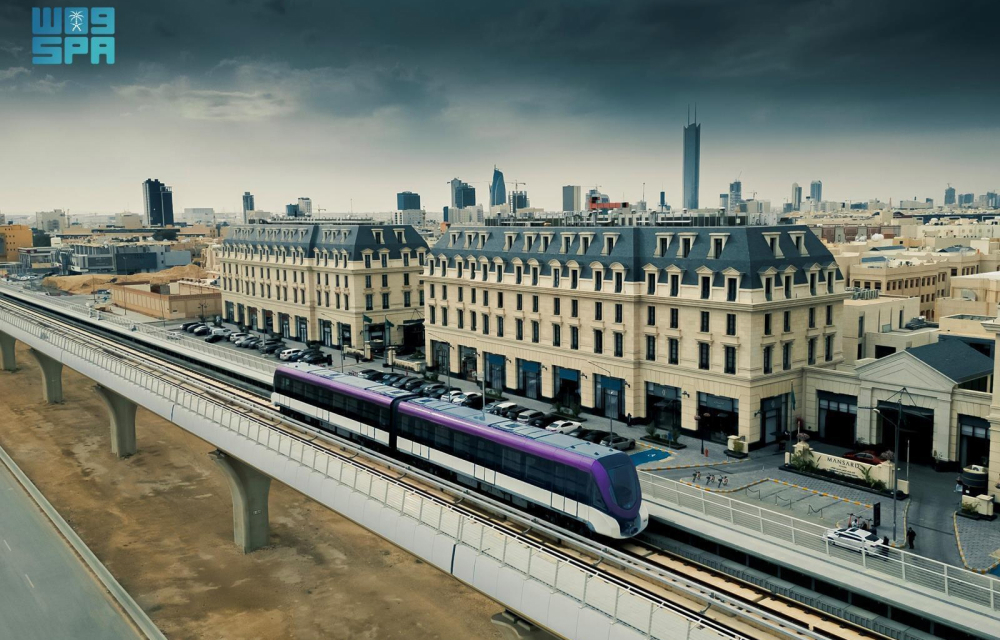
[[784, 276, 792, 298], [700, 276, 711, 299], [441, 307, 448, 326], [724, 346, 736, 374], [727, 279, 737, 301], [471, 288, 477, 304], [826, 304, 833, 325], [670, 308, 679, 329], [764, 313, 772, 335], [381, 293, 390, 309], [614, 272, 623, 293], [553, 270, 560, 287], [763, 345, 773, 374], [594, 330, 604, 354], [554, 297, 561, 315], [726, 313, 736, 336], [429, 306, 436, 324], [516, 293, 523, 311], [484, 290, 490, 306], [808, 338, 816, 365], [647, 305, 655, 326], [497, 317, 504, 337], [645, 335, 656, 361], [458, 310, 464, 329], [810, 272, 817, 296], [429, 283, 435, 298], [532, 295, 539, 313], [381, 274, 388, 288], [825, 334, 834, 361], [783, 342, 792, 370], [403, 273, 410, 286], [516, 319, 524, 340], [647, 272, 656, 294], [765, 277, 772, 301], [698, 343, 710, 370], [571, 299, 579, 318], [570, 326, 579, 350], [594, 272, 603, 291], [614, 332, 623, 357], [458, 287, 464, 302], [614, 303, 623, 324], [783, 310, 791, 333], [497, 292, 503, 308], [471, 312, 477, 332], [700, 311, 710, 332], [595, 302, 603, 321], [365, 294, 374, 311], [553, 324, 561, 347], [482, 314, 489, 335], [670, 274, 679, 297], [668, 338, 679, 365], [809, 307, 816, 328]]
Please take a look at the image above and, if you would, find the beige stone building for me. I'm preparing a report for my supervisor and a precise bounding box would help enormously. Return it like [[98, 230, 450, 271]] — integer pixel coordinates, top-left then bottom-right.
[[109, 280, 222, 320], [423, 225, 846, 448], [220, 224, 427, 351], [841, 290, 931, 364]]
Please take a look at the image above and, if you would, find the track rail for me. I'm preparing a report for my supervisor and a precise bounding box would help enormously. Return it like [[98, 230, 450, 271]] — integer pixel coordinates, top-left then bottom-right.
[[1, 292, 882, 640]]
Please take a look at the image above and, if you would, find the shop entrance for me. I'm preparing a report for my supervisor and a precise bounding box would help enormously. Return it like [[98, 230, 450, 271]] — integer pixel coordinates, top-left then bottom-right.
[[877, 402, 934, 465], [817, 391, 858, 447], [697, 393, 739, 443], [553, 366, 580, 409]]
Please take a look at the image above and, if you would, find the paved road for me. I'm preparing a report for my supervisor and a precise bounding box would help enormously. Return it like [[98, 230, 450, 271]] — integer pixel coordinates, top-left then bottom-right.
[[0, 461, 140, 640]]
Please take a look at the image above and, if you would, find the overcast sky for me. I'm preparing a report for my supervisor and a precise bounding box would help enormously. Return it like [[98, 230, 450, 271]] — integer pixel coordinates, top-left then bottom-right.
[[1, 0, 998, 216]]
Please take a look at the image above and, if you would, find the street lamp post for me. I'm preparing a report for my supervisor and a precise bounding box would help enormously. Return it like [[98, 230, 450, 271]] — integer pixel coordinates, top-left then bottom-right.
[[872, 407, 901, 542]]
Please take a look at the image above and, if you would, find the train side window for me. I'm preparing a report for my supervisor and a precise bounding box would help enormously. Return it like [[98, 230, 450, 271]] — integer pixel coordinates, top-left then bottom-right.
[[524, 455, 552, 489], [502, 449, 524, 476], [590, 479, 606, 510]]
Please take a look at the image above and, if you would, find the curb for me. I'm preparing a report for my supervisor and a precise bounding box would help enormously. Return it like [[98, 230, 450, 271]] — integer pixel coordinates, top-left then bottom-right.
[[769, 478, 872, 508], [641, 457, 748, 471], [679, 478, 769, 494], [952, 511, 1000, 574], [0, 444, 167, 640]]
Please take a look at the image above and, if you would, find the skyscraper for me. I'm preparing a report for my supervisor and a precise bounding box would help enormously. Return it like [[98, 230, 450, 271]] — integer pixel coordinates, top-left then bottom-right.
[[297, 197, 313, 216], [397, 191, 421, 211], [682, 108, 700, 210], [511, 191, 529, 212], [727, 180, 742, 214], [791, 183, 802, 211], [450, 178, 476, 209], [810, 180, 823, 202], [562, 185, 582, 212], [944, 186, 956, 206], [489, 166, 507, 207], [142, 178, 174, 226], [242, 192, 254, 222]]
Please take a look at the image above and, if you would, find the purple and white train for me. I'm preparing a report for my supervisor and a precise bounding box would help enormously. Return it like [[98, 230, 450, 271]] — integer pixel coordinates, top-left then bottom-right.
[[272, 364, 648, 539]]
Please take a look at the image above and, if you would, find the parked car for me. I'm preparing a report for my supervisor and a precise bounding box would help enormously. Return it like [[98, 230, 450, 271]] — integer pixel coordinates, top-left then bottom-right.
[[443, 390, 466, 403], [204, 333, 225, 343], [193, 325, 213, 336], [401, 378, 430, 392], [499, 404, 527, 419], [260, 342, 286, 355], [279, 348, 303, 361], [824, 527, 884, 553], [580, 429, 611, 443], [299, 352, 331, 365], [379, 373, 407, 386], [601, 434, 636, 451], [843, 451, 884, 465], [236, 336, 258, 348], [229, 332, 251, 343], [391, 376, 419, 389], [355, 369, 382, 380], [456, 392, 484, 408], [516, 409, 545, 424], [211, 328, 232, 338], [528, 413, 562, 428], [423, 385, 456, 399], [181, 321, 202, 331], [487, 401, 516, 416], [546, 419, 582, 434]]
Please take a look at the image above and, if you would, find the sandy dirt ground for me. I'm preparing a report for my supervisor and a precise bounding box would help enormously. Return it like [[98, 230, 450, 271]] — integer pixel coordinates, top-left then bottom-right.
[[0, 343, 504, 640], [42, 264, 211, 294]]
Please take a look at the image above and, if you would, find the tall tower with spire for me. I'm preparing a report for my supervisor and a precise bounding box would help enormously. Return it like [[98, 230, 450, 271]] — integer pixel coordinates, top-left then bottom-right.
[[682, 106, 701, 210]]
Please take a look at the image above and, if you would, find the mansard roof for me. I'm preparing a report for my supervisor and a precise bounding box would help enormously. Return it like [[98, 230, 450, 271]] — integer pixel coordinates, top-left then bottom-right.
[[223, 224, 428, 260]]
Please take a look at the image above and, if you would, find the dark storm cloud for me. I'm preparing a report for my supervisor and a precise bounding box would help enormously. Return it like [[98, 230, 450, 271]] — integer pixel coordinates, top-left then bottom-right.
[[1, 0, 998, 129]]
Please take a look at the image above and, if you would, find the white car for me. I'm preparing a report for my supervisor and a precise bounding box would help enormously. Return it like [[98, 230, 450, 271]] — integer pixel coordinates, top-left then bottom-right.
[[546, 419, 582, 434], [278, 348, 303, 361], [488, 401, 516, 416], [443, 390, 466, 403], [229, 332, 251, 343], [211, 327, 232, 338], [824, 527, 883, 553], [516, 409, 545, 424]]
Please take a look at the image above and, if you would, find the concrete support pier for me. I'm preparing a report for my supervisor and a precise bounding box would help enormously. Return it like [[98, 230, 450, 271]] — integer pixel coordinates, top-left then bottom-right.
[[490, 611, 558, 640], [210, 450, 271, 553], [0, 331, 15, 372], [94, 385, 137, 458], [27, 348, 63, 403]]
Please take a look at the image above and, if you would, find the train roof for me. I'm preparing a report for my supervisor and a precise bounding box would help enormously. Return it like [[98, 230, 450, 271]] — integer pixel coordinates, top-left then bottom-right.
[[275, 365, 623, 470]]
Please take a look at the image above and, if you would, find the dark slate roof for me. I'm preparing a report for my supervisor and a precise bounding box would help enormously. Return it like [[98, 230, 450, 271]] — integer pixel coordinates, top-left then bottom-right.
[[906, 340, 994, 383], [223, 224, 427, 260], [429, 225, 841, 289]]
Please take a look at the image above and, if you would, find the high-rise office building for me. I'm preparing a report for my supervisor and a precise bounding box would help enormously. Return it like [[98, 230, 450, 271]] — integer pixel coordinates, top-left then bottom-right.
[[960, 193, 975, 206], [727, 181, 742, 214], [242, 192, 254, 222], [810, 180, 823, 203], [297, 197, 313, 216], [511, 191, 529, 212], [142, 178, 174, 226], [944, 186, 956, 206], [791, 183, 802, 211], [396, 191, 421, 211], [562, 185, 582, 212], [489, 166, 507, 207], [286, 203, 301, 217], [682, 109, 700, 210], [450, 178, 476, 209]]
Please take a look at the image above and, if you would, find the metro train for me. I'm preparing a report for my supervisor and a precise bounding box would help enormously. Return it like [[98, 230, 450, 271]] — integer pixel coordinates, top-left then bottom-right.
[[271, 363, 648, 539]]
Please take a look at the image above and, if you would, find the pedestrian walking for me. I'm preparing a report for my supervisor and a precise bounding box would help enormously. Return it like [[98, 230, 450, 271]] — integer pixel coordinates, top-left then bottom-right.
[[881, 536, 890, 558], [906, 527, 916, 550], [353, 352, 359, 364]]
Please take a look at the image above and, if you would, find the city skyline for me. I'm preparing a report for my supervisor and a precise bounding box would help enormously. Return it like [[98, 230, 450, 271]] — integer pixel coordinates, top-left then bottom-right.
[[1, 0, 998, 214]]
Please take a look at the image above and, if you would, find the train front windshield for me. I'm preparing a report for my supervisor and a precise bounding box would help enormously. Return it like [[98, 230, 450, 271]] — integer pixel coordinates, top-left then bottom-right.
[[600, 456, 640, 511]]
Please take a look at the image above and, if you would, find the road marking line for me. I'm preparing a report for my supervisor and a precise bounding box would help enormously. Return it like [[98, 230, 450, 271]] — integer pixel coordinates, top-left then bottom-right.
[[3, 539, 10, 551], [24, 574, 34, 589]]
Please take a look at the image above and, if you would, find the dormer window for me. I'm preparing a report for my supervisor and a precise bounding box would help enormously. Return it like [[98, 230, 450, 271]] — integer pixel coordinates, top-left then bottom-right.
[[541, 234, 552, 251], [655, 233, 673, 257], [646, 272, 656, 294], [682, 237, 692, 258], [561, 235, 573, 254], [763, 232, 783, 258], [504, 233, 516, 251], [700, 276, 711, 299], [727, 278, 737, 301], [380, 253, 388, 268], [364, 254, 372, 269], [594, 270, 603, 291], [581, 236, 591, 253], [470, 262, 477, 279], [827, 269, 835, 293], [603, 235, 617, 255], [764, 277, 773, 301], [614, 272, 623, 293], [524, 234, 535, 251], [515, 265, 523, 284], [810, 272, 817, 296], [784, 274, 792, 298], [394, 229, 404, 243], [374, 229, 385, 245], [531, 266, 539, 286], [449, 232, 459, 247]]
